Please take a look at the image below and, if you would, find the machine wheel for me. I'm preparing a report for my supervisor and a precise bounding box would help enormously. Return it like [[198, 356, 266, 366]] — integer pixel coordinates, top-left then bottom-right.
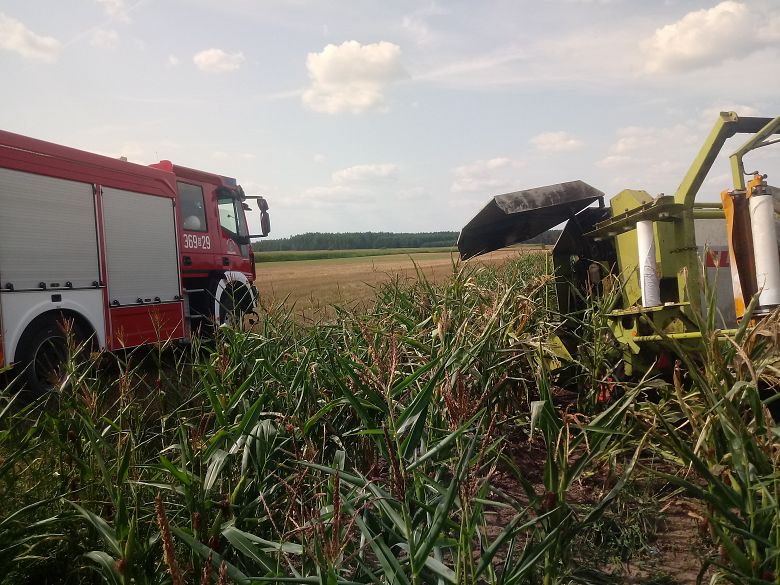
[[15, 314, 91, 397]]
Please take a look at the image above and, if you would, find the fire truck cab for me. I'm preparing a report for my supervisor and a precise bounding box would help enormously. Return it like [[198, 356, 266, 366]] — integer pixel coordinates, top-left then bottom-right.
[[151, 160, 268, 330], [0, 130, 269, 393]]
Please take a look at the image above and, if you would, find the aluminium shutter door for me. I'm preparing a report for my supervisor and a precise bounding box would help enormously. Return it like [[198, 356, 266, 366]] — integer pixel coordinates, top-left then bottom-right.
[[0, 168, 99, 290], [101, 187, 180, 306]]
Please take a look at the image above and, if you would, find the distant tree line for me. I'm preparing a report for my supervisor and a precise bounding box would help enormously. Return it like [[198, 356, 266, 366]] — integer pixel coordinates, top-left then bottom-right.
[[253, 229, 562, 252], [253, 232, 458, 252]]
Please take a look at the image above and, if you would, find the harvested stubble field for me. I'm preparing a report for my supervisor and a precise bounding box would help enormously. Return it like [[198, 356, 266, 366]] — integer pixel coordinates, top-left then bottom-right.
[[255, 247, 528, 321], [1, 251, 778, 585]]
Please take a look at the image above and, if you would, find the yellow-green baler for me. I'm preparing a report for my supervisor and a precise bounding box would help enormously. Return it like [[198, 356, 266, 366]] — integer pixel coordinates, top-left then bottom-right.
[[458, 112, 780, 376]]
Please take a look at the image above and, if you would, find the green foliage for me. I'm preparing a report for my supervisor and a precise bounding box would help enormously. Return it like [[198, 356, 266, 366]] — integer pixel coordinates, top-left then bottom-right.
[[4, 253, 778, 584]]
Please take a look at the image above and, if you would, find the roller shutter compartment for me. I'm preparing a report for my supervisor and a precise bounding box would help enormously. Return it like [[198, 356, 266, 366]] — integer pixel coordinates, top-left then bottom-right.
[[0, 168, 100, 290], [101, 187, 180, 306]]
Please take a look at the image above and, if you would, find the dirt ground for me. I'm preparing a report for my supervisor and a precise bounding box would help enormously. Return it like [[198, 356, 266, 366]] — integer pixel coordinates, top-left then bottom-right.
[[495, 430, 710, 584], [255, 248, 529, 321]]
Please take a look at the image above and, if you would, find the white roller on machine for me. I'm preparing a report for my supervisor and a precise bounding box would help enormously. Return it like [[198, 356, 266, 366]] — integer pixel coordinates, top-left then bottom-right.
[[749, 192, 780, 307], [637, 220, 661, 308]]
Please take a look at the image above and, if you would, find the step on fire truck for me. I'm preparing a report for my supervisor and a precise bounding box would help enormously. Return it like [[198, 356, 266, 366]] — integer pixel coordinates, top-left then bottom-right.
[[0, 130, 270, 393]]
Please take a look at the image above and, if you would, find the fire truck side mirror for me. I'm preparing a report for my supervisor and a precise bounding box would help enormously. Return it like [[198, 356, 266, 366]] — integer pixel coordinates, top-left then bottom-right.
[[234, 205, 270, 242], [256, 196, 269, 212], [260, 210, 270, 236]]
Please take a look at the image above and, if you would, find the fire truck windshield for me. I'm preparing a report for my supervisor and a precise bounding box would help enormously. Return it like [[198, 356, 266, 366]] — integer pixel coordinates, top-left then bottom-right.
[[217, 191, 248, 238]]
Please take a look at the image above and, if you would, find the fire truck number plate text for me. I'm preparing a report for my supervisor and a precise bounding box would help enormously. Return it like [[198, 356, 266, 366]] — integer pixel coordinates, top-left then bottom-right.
[[183, 234, 211, 250]]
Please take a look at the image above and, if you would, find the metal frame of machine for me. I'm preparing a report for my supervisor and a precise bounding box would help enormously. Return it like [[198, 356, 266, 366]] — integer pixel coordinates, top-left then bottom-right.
[[458, 112, 780, 376]]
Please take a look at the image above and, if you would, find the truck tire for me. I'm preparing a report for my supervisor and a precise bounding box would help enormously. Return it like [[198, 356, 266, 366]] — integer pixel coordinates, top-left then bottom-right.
[[15, 313, 91, 397], [214, 281, 253, 329], [218, 290, 237, 327]]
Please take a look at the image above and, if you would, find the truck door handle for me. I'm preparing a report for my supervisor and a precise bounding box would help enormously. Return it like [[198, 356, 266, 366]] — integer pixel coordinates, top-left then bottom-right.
[[222, 257, 230, 266]]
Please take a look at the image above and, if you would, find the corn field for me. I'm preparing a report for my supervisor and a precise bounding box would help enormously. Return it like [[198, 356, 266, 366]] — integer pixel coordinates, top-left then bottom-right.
[[1, 253, 779, 584]]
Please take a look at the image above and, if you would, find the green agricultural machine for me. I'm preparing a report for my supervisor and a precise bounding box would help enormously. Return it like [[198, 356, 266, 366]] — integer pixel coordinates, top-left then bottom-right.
[[458, 112, 780, 376]]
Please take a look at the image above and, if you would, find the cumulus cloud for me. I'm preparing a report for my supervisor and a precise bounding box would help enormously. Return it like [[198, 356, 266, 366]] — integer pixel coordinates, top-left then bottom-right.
[[302, 41, 406, 114], [643, 1, 780, 74], [90, 28, 119, 49], [531, 131, 583, 153], [451, 158, 525, 194], [313, 154, 326, 164], [0, 13, 61, 63], [193, 48, 245, 73], [167, 54, 179, 67], [333, 163, 400, 184]]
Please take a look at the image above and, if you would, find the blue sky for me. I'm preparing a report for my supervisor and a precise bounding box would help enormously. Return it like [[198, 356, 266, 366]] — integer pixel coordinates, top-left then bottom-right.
[[1, 0, 779, 237]]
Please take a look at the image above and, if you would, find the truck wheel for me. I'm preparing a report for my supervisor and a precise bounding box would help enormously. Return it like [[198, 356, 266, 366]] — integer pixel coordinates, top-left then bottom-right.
[[15, 314, 90, 397], [215, 283, 252, 329], [218, 292, 235, 326]]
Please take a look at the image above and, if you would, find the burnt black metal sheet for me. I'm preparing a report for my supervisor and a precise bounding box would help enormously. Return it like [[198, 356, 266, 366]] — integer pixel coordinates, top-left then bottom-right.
[[457, 180, 604, 259]]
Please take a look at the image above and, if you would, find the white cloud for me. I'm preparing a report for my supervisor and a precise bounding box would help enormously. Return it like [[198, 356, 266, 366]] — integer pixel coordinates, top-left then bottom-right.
[[302, 41, 406, 114], [293, 162, 404, 209], [415, 3, 778, 92], [0, 13, 61, 63], [313, 153, 326, 164], [193, 48, 245, 73], [167, 54, 180, 67], [531, 131, 583, 153], [90, 28, 119, 49], [333, 163, 400, 184], [643, 1, 780, 74], [212, 151, 229, 160], [596, 124, 702, 192], [451, 158, 525, 194], [95, 0, 129, 21]]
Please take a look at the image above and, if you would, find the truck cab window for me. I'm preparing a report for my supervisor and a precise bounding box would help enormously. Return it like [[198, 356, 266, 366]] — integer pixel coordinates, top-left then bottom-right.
[[177, 182, 207, 232], [218, 193, 250, 257], [218, 196, 241, 236]]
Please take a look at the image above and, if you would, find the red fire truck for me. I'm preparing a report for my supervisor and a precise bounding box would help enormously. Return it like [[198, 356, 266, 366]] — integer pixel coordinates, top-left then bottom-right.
[[0, 130, 270, 392]]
